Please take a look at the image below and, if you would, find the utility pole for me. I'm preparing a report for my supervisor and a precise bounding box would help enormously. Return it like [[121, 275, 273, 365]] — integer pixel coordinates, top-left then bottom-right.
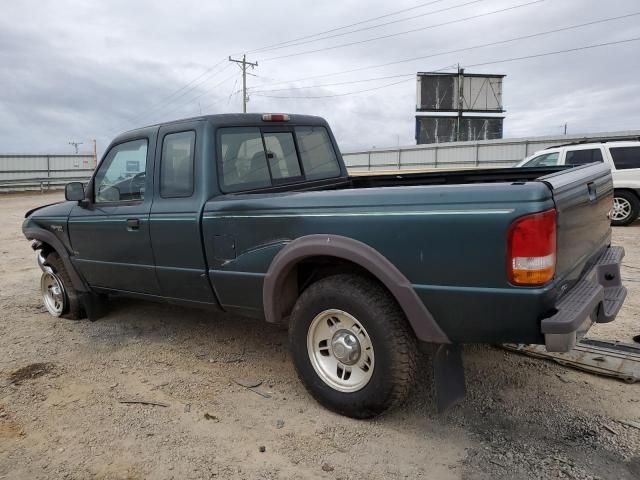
[[69, 141, 83, 154], [228, 54, 258, 113], [564, 123, 568, 135], [456, 65, 465, 142], [92, 139, 97, 167]]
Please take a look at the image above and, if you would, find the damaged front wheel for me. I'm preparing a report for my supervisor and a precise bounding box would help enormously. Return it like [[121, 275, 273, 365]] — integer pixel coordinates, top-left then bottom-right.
[[39, 252, 85, 320], [40, 270, 66, 316]]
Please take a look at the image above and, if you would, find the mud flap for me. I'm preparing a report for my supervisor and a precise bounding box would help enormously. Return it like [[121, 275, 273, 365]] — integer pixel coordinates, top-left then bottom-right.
[[432, 343, 466, 412], [79, 293, 109, 322]]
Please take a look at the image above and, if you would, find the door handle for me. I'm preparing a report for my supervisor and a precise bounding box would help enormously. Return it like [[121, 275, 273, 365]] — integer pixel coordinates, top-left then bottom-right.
[[587, 182, 597, 202], [126, 218, 140, 231]]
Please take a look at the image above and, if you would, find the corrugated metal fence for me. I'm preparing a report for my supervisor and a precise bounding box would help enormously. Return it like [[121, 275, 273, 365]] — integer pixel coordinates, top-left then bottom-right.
[[0, 154, 95, 192], [3, 130, 640, 192], [342, 130, 640, 172]]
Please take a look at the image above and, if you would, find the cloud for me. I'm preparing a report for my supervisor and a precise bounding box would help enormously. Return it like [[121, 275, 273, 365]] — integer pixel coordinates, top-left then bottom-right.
[[1, 0, 639, 156]]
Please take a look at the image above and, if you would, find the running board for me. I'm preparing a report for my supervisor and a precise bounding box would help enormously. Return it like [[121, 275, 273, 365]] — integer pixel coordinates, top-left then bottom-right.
[[503, 339, 640, 384]]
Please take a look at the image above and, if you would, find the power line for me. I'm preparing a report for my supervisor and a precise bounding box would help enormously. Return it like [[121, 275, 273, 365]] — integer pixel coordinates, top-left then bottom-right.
[[154, 58, 227, 105], [249, 11, 640, 90], [242, 0, 450, 54], [144, 71, 240, 124], [251, 0, 487, 55], [463, 36, 640, 69], [127, 58, 228, 124], [253, 78, 414, 98], [250, 73, 417, 94], [145, 1, 463, 118], [266, 7, 639, 59], [228, 76, 240, 105], [252, 37, 640, 99], [159, 63, 233, 106], [262, 0, 544, 61]]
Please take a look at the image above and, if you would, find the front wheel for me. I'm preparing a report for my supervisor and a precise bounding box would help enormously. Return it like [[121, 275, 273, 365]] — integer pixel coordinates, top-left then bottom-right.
[[289, 274, 418, 418], [40, 252, 85, 320], [611, 191, 639, 226]]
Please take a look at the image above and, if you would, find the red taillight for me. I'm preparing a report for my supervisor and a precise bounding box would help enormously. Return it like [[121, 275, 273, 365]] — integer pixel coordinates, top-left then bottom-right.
[[262, 113, 290, 122], [507, 209, 557, 286]]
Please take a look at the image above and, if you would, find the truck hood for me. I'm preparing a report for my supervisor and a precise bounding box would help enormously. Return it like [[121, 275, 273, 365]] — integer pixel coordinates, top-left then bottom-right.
[[24, 201, 74, 219]]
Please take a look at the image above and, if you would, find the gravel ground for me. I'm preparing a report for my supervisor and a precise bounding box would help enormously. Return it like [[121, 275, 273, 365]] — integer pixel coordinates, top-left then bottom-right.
[[0, 192, 639, 480]]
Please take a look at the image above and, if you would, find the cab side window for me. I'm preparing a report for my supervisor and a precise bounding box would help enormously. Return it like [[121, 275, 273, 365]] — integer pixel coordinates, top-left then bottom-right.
[[94, 139, 148, 203], [161, 131, 195, 197], [565, 148, 603, 166], [220, 127, 271, 192]]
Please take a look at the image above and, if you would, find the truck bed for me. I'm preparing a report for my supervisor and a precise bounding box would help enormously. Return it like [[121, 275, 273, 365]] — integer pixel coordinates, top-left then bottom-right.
[[349, 166, 571, 188], [257, 166, 571, 193], [204, 163, 614, 344]]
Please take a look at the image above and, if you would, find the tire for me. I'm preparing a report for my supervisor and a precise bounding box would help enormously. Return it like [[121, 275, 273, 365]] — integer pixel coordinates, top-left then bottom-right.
[[289, 273, 418, 418], [611, 190, 640, 227], [44, 252, 85, 320]]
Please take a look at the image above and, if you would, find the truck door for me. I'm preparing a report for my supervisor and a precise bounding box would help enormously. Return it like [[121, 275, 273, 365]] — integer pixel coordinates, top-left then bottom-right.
[[149, 122, 218, 304], [68, 135, 161, 294]]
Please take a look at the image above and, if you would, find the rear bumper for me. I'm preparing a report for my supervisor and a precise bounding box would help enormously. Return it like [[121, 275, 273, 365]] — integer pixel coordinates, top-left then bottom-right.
[[542, 246, 627, 352]]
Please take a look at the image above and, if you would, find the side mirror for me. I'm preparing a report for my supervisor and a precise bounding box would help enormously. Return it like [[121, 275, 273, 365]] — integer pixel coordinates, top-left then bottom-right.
[[65, 182, 85, 202]]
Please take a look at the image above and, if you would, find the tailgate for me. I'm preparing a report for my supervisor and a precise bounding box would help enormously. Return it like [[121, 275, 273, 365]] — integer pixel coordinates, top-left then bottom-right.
[[539, 163, 613, 284]]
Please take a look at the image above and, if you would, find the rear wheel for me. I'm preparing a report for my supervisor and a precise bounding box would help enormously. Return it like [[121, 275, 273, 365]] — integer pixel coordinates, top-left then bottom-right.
[[289, 274, 418, 418], [41, 252, 85, 320], [611, 191, 639, 226]]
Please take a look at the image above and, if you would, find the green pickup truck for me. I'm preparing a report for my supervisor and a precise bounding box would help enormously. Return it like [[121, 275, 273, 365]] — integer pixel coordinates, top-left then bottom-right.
[[23, 113, 627, 417]]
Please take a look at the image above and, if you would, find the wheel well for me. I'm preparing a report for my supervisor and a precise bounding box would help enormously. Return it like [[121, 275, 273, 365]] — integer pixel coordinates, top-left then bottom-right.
[[279, 255, 394, 323], [32, 240, 55, 258], [262, 234, 449, 343], [614, 188, 640, 200]]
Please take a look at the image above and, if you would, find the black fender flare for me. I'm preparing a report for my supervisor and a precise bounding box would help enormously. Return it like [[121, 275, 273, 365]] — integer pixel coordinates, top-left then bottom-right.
[[262, 234, 449, 344], [23, 227, 89, 292]]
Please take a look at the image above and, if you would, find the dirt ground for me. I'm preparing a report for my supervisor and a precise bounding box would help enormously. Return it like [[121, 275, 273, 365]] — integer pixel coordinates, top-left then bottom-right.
[[0, 192, 639, 480]]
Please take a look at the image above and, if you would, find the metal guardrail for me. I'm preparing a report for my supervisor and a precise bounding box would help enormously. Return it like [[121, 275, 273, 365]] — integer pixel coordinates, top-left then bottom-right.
[[0, 175, 92, 192], [342, 130, 640, 172], [0, 155, 95, 193]]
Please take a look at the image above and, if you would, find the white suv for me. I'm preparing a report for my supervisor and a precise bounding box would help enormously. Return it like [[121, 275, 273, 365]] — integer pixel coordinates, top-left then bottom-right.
[[516, 141, 640, 226]]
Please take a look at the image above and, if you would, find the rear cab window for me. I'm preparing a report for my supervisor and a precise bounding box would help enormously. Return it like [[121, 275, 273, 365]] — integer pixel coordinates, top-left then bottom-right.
[[610, 146, 640, 170], [296, 126, 341, 180], [263, 132, 303, 182], [218, 125, 341, 192]]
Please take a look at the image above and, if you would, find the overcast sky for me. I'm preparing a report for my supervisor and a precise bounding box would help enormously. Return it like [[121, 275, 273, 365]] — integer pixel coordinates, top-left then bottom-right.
[[1, 0, 639, 156]]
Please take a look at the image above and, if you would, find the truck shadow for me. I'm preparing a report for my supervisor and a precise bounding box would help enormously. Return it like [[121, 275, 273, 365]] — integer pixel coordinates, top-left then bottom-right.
[[72, 297, 639, 480], [82, 296, 290, 364]]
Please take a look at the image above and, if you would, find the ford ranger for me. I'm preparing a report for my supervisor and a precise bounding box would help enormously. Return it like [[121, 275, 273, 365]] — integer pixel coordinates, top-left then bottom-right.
[[23, 113, 627, 418]]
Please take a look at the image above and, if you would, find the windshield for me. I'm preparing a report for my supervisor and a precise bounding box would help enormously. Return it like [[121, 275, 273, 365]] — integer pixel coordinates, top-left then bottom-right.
[[521, 152, 560, 167]]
